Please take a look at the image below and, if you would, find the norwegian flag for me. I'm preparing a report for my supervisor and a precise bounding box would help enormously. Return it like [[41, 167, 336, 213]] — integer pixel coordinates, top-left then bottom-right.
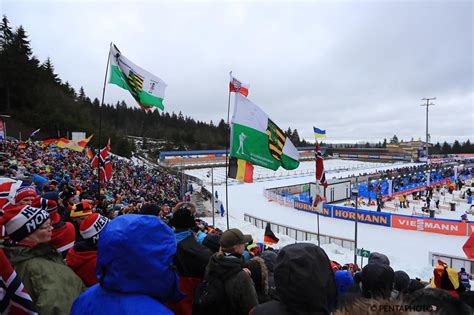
[[0, 179, 22, 210], [0, 249, 38, 314], [229, 72, 249, 97], [91, 139, 112, 182], [315, 142, 328, 188]]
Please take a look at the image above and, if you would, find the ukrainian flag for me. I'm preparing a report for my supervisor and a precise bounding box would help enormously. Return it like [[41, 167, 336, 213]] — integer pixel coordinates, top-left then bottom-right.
[[313, 127, 326, 138]]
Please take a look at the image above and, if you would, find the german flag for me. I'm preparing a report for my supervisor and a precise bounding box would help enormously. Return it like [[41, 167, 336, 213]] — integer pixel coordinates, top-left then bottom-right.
[[266, 119, 285, 161], [228, 157, 254, 183], [264, 222, 279, 245]]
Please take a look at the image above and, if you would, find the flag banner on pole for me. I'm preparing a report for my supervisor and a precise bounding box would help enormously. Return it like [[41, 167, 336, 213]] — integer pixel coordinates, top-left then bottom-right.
[[91, 140, 112, 182], [313, 127, 326, 138], [86, 147, 94, 160], [28, 128, 41, 140], [230, 93, 299, 171], [55, 135, 93, 152], [109, 43, 167, 111], [229, 73, 249, 97], [264, 222, 279, 245], [315, 142, 328, 188], [228, 157, 254, 183]]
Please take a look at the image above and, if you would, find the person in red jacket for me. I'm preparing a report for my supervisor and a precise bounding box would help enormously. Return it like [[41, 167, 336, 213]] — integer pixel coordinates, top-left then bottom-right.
[[66, 213, 109, 286]]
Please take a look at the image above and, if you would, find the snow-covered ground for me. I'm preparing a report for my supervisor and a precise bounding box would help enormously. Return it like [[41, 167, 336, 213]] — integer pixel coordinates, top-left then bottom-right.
[[186, 159, 421, 185], [186, 159, 470, 281]]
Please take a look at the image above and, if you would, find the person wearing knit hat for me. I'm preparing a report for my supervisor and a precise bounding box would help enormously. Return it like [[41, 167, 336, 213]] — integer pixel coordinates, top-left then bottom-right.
[[66, 213, 109, 287], [32, 197, 76, 256], [70, 201, 93, 219], [166, 202, 213, 315], [0, 204, 84, 314], [14, 186, 37, 206]]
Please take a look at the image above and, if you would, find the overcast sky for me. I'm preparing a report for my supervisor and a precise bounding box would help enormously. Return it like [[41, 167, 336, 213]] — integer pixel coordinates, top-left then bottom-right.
[[3, 0, 473, 143]]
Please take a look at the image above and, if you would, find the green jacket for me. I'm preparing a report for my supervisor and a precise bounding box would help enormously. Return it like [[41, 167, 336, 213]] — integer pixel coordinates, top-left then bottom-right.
[[2, 242, 85, 315]]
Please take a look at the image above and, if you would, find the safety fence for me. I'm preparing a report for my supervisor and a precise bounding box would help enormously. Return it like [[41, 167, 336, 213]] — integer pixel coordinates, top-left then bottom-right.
[[243, 213, 355, 250], [264, 184, 474, 237], [429, 252, 474, 274]]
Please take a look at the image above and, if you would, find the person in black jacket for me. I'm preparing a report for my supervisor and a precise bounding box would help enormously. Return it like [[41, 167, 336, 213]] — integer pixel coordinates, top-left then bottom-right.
[[168, 202, 213, 315], [251, 243, 337, 315]]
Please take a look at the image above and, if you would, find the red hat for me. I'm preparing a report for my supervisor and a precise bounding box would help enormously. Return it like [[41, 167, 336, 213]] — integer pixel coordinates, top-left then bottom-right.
[[80, 213, 109, 240], [31, 197, 60, 225], [0, 205, 49, 241], [70, 201, 93, 218], [14, 186, 37, 204]]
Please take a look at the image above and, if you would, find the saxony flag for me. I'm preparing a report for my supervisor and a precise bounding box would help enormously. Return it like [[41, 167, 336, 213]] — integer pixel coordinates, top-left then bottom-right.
[[230, 93, 299, 171], [109, 43, 167, 110]]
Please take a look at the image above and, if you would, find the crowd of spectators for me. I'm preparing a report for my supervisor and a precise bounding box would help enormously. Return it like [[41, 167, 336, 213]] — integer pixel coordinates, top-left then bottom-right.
[[1, 138, 473, 314]]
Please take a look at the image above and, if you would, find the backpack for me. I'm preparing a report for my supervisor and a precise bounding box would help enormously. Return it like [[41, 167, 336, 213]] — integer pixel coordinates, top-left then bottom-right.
[[192, 269, 240, 315]]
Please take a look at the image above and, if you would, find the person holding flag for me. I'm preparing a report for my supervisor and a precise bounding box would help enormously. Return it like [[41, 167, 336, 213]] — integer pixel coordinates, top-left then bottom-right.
[[314, 127, 327, 209]]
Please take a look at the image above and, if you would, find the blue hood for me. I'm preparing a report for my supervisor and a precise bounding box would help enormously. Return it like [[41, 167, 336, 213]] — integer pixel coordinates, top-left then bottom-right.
[[96, 214, 183, 302]]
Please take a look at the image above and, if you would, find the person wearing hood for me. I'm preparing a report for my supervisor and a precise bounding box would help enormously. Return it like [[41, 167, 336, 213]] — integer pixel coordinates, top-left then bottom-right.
[[246, 256, 271, 304], [71, 214, 184, 315], [201, 228, 258, 315], [368, 252, 390, 266], [392, 270, 411, 299], [167, 202, 212, 315], [0, 203, 85, 314], [66, 213, 109, 286], [361, 263, 395, 299], [251, 243, 337, 315], [260, 250, 278, 299], [335, 270, 355, 300]]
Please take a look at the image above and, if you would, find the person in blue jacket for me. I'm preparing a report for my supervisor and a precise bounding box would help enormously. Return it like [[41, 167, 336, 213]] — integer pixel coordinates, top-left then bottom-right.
[[71, 214, 184, 315]]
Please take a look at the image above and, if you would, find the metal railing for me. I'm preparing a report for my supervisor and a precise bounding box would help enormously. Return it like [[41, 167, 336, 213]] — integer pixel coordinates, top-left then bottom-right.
[[244, 213, 355, 250], [429, 252, 474, 274]]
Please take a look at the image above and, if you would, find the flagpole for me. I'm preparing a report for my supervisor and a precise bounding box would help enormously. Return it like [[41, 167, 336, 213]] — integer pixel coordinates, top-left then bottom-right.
[[315, 139, 320, 247], [97, 43, 111, 198], [225, 71, 232, 230], [211, 167, 215, 227]]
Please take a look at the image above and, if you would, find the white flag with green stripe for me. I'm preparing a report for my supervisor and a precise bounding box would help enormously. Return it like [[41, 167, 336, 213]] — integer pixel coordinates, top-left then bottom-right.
[[109, 43, 167, 110], [230, 93, 300, 171]]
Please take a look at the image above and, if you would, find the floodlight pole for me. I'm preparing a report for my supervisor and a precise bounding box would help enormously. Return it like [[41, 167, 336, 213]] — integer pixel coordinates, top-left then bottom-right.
[[421, 98, 436, 162]]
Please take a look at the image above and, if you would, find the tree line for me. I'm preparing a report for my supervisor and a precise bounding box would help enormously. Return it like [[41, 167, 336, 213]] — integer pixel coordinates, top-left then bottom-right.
[[0, 16, 470, 158]]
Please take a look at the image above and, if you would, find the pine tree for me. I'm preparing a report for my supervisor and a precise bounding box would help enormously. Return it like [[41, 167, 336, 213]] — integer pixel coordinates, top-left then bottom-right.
[[42, 57, 60, 83]]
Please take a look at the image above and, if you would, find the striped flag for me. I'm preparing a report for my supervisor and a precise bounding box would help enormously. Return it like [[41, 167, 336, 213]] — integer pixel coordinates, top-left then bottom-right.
[[229, 72, 249, 97], [264, 222, 279, 245], [0, 249, 38, 314], [109, 43, 167, 111], [91, 140, 112, 182], [228, 157, 254, 183], [86, 147, 94, 160], [313, 127, 326, 138]]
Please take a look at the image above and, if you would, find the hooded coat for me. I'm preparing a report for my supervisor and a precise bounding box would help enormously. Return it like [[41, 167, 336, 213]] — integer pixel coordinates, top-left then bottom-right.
[[1, 242, 85, 315], [71, 215, 184, 315], [251, 243, 337, 315], [66, 240, 98, 287], [204, 252, 258, 315]]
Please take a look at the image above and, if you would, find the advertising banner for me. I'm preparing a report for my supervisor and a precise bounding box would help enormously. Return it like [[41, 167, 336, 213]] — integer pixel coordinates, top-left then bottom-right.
[[392, 215, 467, 236], [331, 206, 391, 227]]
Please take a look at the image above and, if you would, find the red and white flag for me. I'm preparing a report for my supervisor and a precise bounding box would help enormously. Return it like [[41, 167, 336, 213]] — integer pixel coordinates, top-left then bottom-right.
[[91, 140, 112, 182], [229, 73, 249, 97], [1, 249, 38, 314]]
